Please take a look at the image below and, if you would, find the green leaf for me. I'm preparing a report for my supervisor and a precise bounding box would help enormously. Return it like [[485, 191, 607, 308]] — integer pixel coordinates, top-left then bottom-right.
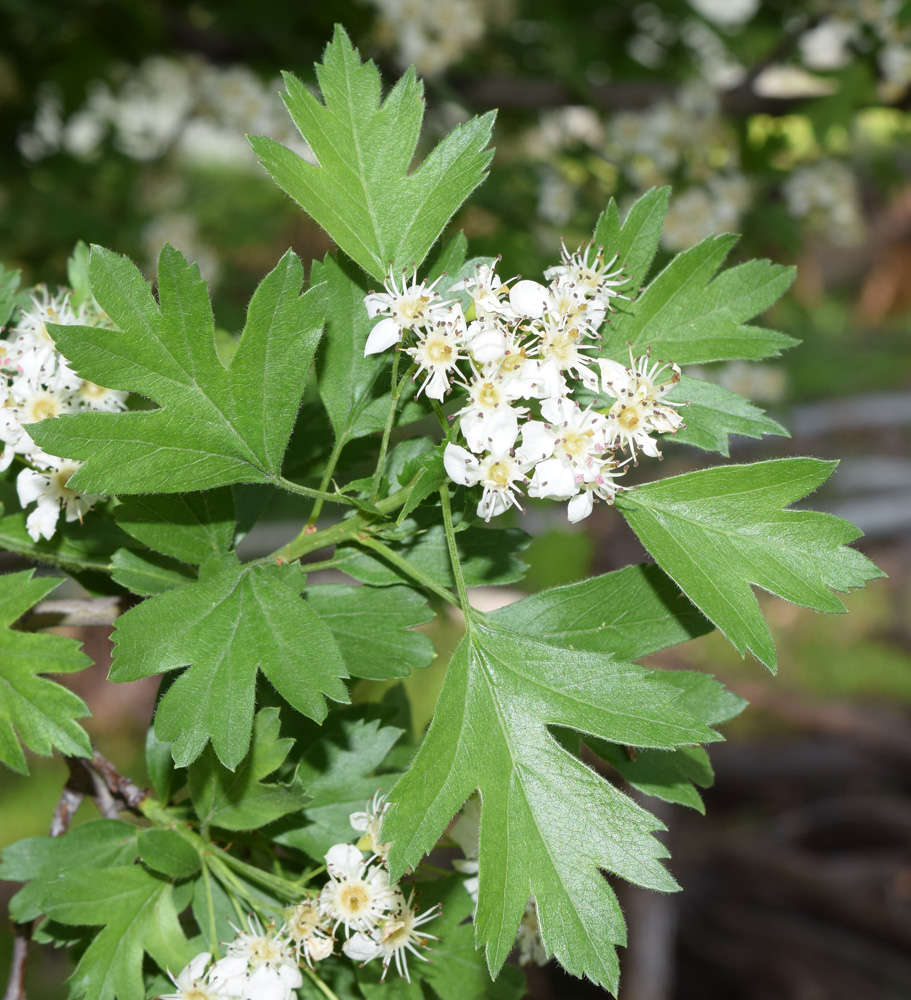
[[336, 522, 529, 590], [29, 245, 327, 495], [0, 820, 138, 922], [667, 375, 788, 455], [114, 490, 236, 564], [188, 707, 307, 830], [396, 449, 447, 525], [0, 570, 93, 773], [250, 27, 495, 281], [190, 862, 285, 954], [305, 585, 435, 680], [588, 742, 714, 813], [604, 235, 797, 363], [67, 240, 93, 308], [384, 620, 727, 991], [616, 458, 885, 670], [110, 554, 349, 768], [0, 503, 135, 577], [39, 866, 193, 1000], [136, 829, 201, 879], [270, 710, 403, 859], [110, 549, 196, 596], [426, 231, 469, 282], [312, 253, 426, 444], [145, 724, 177, 804], [490, 563, 711, 659], [0, 262, 24, 327], [593, 186, 670, 288]]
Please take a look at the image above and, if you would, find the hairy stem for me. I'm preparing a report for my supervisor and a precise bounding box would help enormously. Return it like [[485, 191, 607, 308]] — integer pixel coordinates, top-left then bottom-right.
[[371, 353, 415, 502], [307, 435, 349, 526], [357, 535, 461, 608], [439, 484, 471, 613]]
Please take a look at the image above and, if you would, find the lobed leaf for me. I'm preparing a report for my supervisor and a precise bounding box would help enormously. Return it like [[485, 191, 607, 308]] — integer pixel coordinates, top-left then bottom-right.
[[110, 554, 348, 768], [30, 245, 326, 495], [384, 619, 729, 991], [250, 26, 495, 281], [593, 186, 670, 288], [616, 458, 885, 670], [667, 375, 789, 455], [0, 570, 93, 773], [604, 234, 797, 364], [39, 866, 193, 1000]]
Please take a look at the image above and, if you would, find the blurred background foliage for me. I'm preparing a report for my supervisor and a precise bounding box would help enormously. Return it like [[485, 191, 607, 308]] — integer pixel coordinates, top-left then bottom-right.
[[2, 1, 911, 998]]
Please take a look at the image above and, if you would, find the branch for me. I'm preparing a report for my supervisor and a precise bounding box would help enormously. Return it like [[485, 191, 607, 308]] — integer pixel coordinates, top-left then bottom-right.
[[18, 596, 130, 630]]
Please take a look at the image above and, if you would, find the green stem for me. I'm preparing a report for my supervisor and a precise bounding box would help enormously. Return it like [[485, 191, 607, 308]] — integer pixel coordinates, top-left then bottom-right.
[[357, 535, 461, 608], [217, 849, 303, 901], [430, 399, 452, 438], [308, 436, 348, 525], [371, 352, 414, 502], [268, 481, 413, 565], [439, 484, 470, 613], [275, 477, 356, 507], [207, 856, 256, 923], [303, 965, 343, 1000], [200, 862, 222, 958]]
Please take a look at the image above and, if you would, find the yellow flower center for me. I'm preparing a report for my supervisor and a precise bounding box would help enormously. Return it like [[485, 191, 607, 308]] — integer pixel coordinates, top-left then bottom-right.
[[477, 382, 500, 407], [486, 461, 510, 488], [426, 339, 453, 364], [30, 397, 60, 422], [339, 884, 370, 914]]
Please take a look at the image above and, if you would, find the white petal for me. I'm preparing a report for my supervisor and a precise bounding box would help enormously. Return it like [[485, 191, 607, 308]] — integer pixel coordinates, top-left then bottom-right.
[[363, 292, 390, 319], [466, 322, 507, 363], [0, 447, 14, 473], [349, 810, 369, 833], [567, 491, 594, 523], [483, 407, 520, 454], [423, 368, 449, 401], [308, 936, 334, 961], [478, 490, 510, 520], [578, 363, 600, 392], [509, 279, 549, 319], [181, 952, 212, 985], [528, 458, 578, 500], [515, 420, 554, 465], [599, 358, 631, 393], [325, 842, 365, 879], [364, 317, 401, 356], [443, 443, 481, 486], [26, 500, 60, 542], [343, 931, 381, 962], [17, 468, 48, 507]]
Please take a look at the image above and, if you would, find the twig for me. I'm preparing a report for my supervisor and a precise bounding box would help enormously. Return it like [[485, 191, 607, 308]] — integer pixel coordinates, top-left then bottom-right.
[[19, 596, 129, 630], [90, 748, 148, 812]]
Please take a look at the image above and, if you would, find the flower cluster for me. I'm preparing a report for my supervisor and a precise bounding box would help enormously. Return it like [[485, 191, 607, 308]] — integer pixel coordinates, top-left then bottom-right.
[[1, 288, 125, 541], [157, 795, 439, 999], [363, 244, 685, 523]]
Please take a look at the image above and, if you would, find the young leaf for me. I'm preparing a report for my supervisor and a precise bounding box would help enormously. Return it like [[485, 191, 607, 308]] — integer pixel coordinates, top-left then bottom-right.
[[250, 26, 495, 281], [270, 710, 403, 859], [188, 707, 307, 831], [593, 186, 670, 288], [667, 375, 788, 455], [384, 620, 727, 991], [0, 570, 92, 773], [29, 245, 327, 495], [616, 458, 885, 670], [0, 820, 138, 922], [489, 563, 711, 659], [114, 490, 235, 564], [39, 866, 193, 1000], [110, 554, 348, 768], [305, 584, 435, 680], [604, 235, 797, 363]]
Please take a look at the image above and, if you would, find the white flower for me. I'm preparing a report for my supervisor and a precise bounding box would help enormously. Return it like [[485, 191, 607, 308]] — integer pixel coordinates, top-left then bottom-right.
[[349, 791, 390, 861], [363, 267, 449, 355], [544, 242, 628, 307], [159, 951, 222, 1000], [599, 350, 684, 459], [538, 320, 599, 391], [346, 890, 440, 983], [210, 916, 301, 1000], [17, 459, 100, 542], [516, 900, 548, 966], [443, 443, 534, 520], [405, 306, 466, 400], [508, 279, 549, 319], [451, 264, 515, 321], [319, 844, 397, 937], [284, 896, 332, 967]]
